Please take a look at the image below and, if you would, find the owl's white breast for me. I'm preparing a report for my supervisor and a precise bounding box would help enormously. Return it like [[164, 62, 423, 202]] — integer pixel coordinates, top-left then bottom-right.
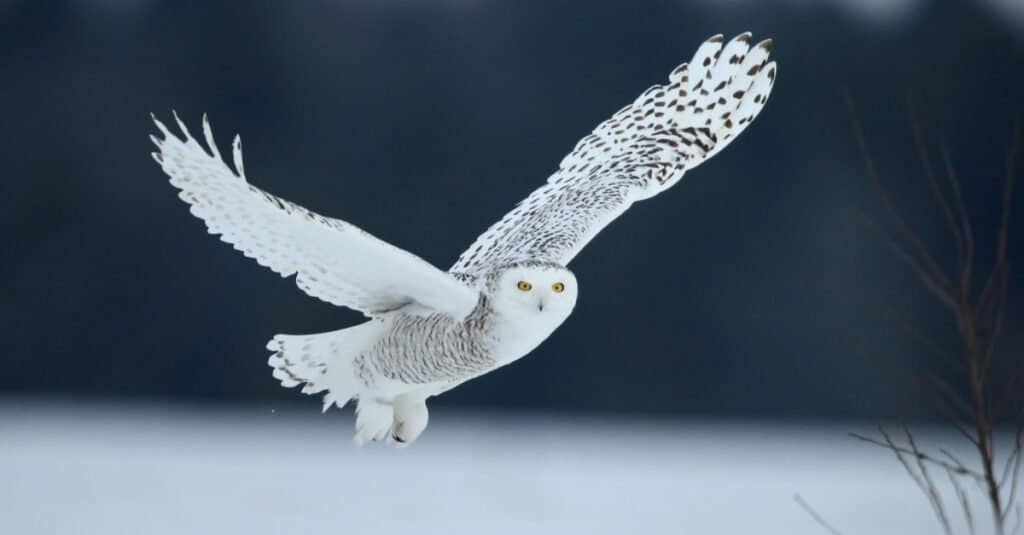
[[488, 305, 573, 365]]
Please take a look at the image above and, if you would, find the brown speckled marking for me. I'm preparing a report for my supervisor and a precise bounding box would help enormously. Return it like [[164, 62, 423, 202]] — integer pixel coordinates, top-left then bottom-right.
[[446, 38, 776, 276]]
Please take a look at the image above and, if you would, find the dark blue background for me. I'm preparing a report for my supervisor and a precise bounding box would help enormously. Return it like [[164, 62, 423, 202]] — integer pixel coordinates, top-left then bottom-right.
[[2, 0, 1021, 420]]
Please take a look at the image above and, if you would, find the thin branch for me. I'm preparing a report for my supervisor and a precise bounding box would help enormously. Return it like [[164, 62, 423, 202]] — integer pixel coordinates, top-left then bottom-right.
[[845, 93, 954, 296], [940, 448, 978, 477], [964, 333, 1005, 534], [1002, 423, 1023, 520], [904, 424, 954, 534], [963, 327, 1005, 534], [979, 263, 1009, 322], [844, 338, 976, 442], [996, 122, 1018, 279], [849, 95, 1020, 535], [849, 430, 985, 481], [906, 90, 965, 275], [938, 144, 974, 303], [998, 354, 1024, 412], [947, 466, 978, 535], [876, 425, 928, 491], [981, 268, 1010, 379], [926, 374, 981, 435], [857, 210, 957, 310], [794, 494, 845, 535], [980, 123, 1019, 312], [1001, 400, 1024, 483], [880, 303, 959, 366]]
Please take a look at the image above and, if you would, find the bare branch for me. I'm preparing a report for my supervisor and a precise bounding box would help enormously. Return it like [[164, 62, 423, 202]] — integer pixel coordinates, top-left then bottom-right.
[[849, 431, 985, 481], [877, 425, 928, 490], [794, 494, 845, 535], [926, 373, 978, 428], [980, 123, 1019, 312], [999, 437, 1019, 489], [848, 95, 1019, 535], [940, 448, 977, 476], [881, 304, 959, 366], [946, 466, 978, 535], [844, 338, 976, 443], [981, 268, 1010, 379], [1002, 423, 1022, 520], [845, 93, 954, 298], [906, 90, 965, 276], [998, 356, 1024, 412], [857, 210, 957, 310], [938, 144, 974, 303], [997, 122, 1018, 278], [904, 424, 954, 534]]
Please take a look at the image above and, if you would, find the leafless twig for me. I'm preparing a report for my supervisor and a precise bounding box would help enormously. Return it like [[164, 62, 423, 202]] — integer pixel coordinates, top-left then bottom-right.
[[947, 465, 978, 535], [849, 429, 984, 481], [844, 92, 956, 311], [904, 424, 955, 534], [794, 494, 845, 535], [842, 91, 1021, 535]]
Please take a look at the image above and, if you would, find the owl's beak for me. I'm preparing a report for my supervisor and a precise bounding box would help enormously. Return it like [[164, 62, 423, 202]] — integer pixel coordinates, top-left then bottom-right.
[[538, 300, 545, 312]]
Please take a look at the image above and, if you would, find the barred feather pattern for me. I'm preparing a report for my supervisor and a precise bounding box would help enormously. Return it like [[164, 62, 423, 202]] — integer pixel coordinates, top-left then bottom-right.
[[452, 32, 776, 275], [355, 294, 497, 387], [352, 260, 564, 388]]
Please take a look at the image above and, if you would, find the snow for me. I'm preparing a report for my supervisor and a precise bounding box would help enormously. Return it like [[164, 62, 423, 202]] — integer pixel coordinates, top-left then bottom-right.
[[0, 402, 1005, 534]]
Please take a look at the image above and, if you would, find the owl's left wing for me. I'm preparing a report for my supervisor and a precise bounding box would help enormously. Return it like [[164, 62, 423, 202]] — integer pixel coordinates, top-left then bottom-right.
[[452, 33, 775, 275], [151, 114, 479, 319]]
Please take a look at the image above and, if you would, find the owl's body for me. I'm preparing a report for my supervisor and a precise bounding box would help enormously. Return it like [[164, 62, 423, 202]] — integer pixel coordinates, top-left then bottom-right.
[[151, 32, 776, 446], [267, 263, 577, 443]]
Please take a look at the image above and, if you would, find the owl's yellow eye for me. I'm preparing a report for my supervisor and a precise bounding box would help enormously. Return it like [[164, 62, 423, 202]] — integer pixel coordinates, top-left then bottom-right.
[[552, 282, 565, 293], [517, 281, 532, 291]]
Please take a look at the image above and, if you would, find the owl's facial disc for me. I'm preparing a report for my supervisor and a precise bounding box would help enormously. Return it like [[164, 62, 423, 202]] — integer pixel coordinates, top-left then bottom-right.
[[493, 264, 578, 320]]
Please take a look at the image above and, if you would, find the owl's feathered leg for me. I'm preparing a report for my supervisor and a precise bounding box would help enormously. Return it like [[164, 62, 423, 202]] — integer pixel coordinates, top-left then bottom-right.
[[389, 392, 430, 447], [354, 397, 394, 446]]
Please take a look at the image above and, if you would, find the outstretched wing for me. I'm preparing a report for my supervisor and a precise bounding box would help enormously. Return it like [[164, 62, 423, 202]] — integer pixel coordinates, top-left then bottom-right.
[[452, 33, 776, 275], [151, 113, 478, 319]]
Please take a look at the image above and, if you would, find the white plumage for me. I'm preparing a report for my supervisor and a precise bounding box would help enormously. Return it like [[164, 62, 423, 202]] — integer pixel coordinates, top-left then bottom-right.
[[151, 32, 776, 446], [452, 32, 775, 274], [150, 115, 478, 320]]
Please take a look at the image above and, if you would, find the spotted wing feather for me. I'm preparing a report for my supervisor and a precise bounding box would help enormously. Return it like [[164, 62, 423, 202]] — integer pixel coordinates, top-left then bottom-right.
[[452, 33, 776, 274], [151, 113, 478, 319]]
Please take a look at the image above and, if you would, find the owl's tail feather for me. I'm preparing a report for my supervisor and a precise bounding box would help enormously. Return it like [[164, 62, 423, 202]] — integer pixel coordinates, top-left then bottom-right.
[[267, 323, 376, 413]]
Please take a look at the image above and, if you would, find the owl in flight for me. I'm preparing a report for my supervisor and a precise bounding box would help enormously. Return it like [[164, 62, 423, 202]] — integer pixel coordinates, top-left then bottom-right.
[[152, 33, 775, 446]]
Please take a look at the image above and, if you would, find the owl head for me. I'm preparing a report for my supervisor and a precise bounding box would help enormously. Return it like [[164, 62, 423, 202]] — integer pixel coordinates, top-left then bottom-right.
[[486, 261, 578, 321]]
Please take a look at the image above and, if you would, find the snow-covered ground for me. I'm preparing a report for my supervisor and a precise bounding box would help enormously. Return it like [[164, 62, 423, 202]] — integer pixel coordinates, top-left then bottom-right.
[[0, 401, 1005, 534]]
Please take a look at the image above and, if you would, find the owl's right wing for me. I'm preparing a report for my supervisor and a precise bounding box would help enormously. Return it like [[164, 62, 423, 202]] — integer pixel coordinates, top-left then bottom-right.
[[451, 33, 775, 276], [151, 114, 479, 320]]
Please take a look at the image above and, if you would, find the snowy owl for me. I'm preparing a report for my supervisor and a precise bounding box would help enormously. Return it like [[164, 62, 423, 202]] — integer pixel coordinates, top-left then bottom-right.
[[151, 32, 776, 446]]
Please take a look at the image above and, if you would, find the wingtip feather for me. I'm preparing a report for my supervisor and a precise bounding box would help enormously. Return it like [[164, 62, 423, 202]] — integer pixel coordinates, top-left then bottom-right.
[[232, 134, 245, 178], [171, 109, 193, 141], [201, 112, 222, 160], [151, 113, 171, 138]]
